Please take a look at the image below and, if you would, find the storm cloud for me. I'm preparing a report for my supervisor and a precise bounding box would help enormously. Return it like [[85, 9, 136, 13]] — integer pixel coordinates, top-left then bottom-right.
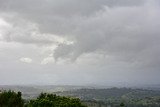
[[0, 0, 160, 86]]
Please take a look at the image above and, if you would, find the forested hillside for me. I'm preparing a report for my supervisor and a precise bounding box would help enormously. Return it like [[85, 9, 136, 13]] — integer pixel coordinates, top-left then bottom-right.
[[1, 88, 160, 107], [55, 88, 160, 107]]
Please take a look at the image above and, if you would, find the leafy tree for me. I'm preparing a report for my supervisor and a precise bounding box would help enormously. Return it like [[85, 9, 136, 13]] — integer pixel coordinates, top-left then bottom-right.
[[120, 102, 125, 107], [0, 90, 88, 107], [0, 90, 24, 107], [27, 93, 87, 107]]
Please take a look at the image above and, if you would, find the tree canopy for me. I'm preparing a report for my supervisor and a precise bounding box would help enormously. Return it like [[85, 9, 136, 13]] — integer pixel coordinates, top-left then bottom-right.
[[0, 90, 87, 107], [0, 90, 24, 107], [27, 93, 87, 107]]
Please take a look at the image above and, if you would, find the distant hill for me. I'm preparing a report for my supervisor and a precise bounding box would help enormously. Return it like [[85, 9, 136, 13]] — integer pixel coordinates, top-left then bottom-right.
[[55, 88, 160, 100], [55, 88, 160, 107], [1, 85, 160, 107], [0, 85, 93, 99]]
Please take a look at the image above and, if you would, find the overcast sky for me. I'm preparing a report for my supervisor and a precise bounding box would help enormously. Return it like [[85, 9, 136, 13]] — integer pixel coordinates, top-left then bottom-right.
[[0, 0, 160, 86]]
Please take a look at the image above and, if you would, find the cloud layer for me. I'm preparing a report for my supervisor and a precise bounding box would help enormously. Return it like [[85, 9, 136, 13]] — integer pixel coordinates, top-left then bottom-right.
[[0, 0, 160, 85]]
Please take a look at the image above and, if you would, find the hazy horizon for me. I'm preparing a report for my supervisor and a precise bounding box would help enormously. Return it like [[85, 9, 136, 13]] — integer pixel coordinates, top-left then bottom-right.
[[0, 0, 160, 86]]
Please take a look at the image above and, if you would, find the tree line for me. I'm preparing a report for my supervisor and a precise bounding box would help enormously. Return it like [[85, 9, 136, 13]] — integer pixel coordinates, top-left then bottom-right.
[[0, 90, 87, 107]]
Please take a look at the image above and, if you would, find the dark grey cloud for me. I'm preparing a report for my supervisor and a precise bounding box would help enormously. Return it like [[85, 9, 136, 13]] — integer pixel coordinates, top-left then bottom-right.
[[0, 0, 145, 15], [0, 0, 160, 85], [0, 0, 146, 35]]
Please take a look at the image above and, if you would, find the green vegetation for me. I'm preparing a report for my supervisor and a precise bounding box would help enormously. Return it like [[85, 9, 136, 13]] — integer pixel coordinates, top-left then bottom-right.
[[0, 90, 87, 107], [120, 102, 125, 107], [1, 88, 160, 107], [27, 93, 87, 107], [56, 88, 160, 107], [0, 90, 24, 107]]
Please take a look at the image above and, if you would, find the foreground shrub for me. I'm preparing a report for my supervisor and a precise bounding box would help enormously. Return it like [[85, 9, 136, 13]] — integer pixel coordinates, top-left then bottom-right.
[[27, 93, 87, 107], [0, 90, 24, 107]]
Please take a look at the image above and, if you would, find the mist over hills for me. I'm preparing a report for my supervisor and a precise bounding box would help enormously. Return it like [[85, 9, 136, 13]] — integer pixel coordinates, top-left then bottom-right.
[[0, 84, 160, 98], [1, 85, 160, 107]]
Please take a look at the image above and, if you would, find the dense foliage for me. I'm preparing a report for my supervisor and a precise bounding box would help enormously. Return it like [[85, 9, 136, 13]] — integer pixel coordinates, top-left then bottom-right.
[[0, 90, 87, 107], [26, 93, 87, 107], [1, 88, 160, 107], [0, 90, 24, 107]]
